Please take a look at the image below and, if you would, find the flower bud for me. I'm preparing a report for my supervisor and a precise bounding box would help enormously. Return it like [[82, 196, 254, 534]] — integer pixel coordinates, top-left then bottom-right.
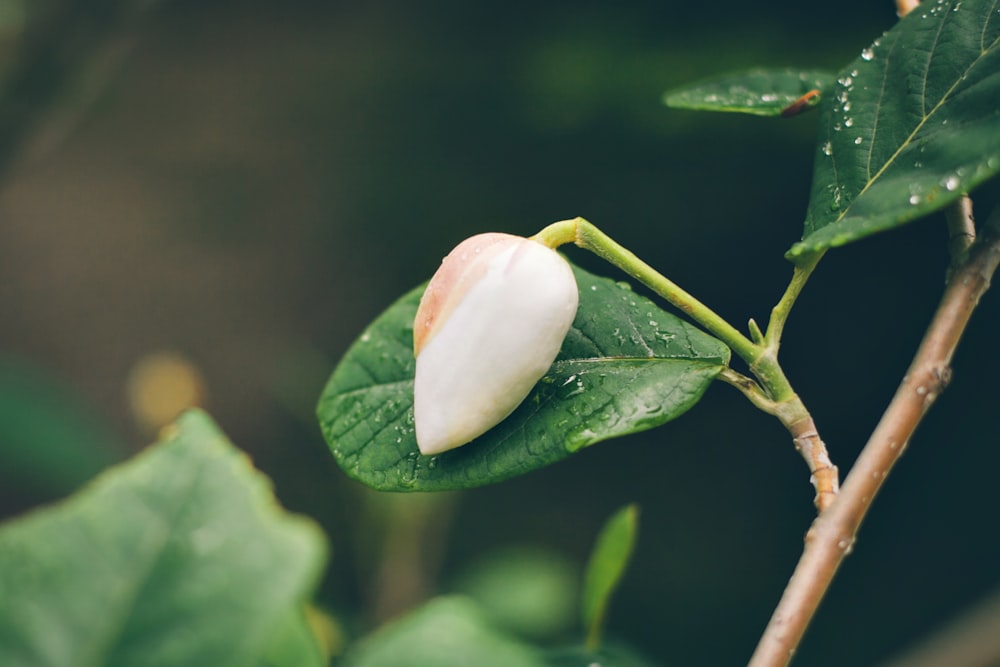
[[413, 233, 579, 455]]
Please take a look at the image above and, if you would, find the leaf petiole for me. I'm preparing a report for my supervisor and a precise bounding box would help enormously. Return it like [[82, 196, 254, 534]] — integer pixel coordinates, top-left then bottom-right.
[[534, 217, 839, 511], [533, 217, 762, 365]]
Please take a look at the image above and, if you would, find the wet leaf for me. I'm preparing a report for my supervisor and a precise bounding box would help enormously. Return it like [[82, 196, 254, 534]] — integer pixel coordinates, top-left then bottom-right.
[[663, 68, 834, 117], [317, 262, 730, 492], [788, 0, 1000, 260], [0, 410, 327, 667]]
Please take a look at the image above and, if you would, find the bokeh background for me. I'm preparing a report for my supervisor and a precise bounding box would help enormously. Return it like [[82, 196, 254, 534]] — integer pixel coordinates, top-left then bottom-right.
[[1, 0, 999, 665]]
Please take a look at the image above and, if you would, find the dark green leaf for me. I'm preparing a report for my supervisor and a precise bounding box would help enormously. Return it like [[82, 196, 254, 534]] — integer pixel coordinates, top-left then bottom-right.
[[0, 409, 327, 667], [451, 547, 578, 641], [546, 643, 660, 667], [663, 68, 834, 116], [341, 596, 549, 667], [317, 262, 730, 492], [582, 504, 639, 650], [788, 0, 1000, 260], [0, 357, 124, 495]]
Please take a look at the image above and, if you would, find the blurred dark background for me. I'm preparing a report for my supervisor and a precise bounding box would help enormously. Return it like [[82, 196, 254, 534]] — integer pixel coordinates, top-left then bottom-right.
[[1, 0, 999, 665]]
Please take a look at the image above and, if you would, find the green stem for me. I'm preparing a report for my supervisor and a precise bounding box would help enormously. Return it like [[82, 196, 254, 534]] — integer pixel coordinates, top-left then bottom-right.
[[533, 217, 762, 365], [764, 250, 824, 352], [534, 217, 838, 510]]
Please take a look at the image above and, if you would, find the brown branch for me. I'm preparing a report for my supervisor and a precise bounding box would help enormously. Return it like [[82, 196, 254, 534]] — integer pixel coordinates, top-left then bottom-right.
[[747, 206, 1000, 667], [945, 195, 976, 266], [876, 585, 1000, 667], [787, 415, 839, 513]]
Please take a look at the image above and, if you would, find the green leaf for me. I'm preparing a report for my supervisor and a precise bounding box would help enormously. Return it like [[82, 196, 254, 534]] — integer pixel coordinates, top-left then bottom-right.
[[451, 546, 579, 641], [317, 262, 730, 492], [788, 0, 1000, 260], [0, 357, 124, 495], [0, 409, 327, 667], [341, 596, 549, 667], [260, 606, 327, 667], [663, 68, 834, 116], [582, 504, 639, 651], [546, 643, 660, 667]]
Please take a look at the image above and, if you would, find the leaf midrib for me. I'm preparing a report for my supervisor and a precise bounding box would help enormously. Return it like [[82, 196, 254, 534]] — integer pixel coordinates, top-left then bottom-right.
[[89, 447, 205, 667], [833, 3, 999, 224], [328, 356, 729, 401]]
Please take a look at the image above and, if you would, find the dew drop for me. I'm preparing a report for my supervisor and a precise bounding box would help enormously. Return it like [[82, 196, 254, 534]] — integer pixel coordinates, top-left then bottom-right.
[[844, 118, 854, 127], [854, 136, 863, 145], [861, 47, 874, 61], [944, 175, 960, 191], [909, 194, 920, 205], [822, 141, 833, 156]]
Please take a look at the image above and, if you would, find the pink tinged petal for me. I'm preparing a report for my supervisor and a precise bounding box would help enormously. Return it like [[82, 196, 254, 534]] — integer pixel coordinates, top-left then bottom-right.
[[413, 234, 579, 456]]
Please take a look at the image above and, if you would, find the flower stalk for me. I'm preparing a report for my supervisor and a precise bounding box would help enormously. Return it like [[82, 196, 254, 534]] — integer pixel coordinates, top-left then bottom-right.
[[536, 217, 839, 510]]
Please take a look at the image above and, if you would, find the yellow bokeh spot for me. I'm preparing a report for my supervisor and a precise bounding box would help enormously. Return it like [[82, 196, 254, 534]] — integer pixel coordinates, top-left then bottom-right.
[[127, 351, 206, 433]]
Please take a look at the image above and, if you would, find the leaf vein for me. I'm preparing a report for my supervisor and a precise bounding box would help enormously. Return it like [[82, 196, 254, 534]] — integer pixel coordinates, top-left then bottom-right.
[[839, 7, 997, 225]]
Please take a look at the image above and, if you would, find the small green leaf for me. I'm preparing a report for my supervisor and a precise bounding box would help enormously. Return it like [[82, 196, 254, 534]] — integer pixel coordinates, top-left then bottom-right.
[[317, 262, 730, 492], [341, 596, 549, 667], [663, 68, 834, 116], [0, 409, 327, 667], [788, 0, 1000, 260], [582, 504, 639, 651]]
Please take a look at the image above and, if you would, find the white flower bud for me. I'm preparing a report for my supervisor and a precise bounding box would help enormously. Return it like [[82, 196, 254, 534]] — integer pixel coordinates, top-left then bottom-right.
[[413, 233, 579, 455]]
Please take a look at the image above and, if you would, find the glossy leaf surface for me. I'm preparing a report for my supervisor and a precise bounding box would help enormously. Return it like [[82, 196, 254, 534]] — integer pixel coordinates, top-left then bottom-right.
[[663, 68, 834, 116], [318, 262, 730, 492], [0, 410, 327, 667], [788, 0, 1000, 260]]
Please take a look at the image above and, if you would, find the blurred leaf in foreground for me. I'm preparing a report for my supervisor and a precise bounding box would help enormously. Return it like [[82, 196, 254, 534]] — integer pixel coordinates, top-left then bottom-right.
[[0, 409, 327, 667], [341, 596, 549, 667], [582, 503, 640, 650]]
